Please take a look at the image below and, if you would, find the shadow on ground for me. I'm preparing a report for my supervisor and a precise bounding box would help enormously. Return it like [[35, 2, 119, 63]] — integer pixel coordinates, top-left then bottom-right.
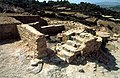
[[42, 46, 119, 71], [75, 42, 119, 71], [97, 43, 120, 71], [0, 39, 20, 45], [41, 48, 69, 68], [86, 49, 119, 71]]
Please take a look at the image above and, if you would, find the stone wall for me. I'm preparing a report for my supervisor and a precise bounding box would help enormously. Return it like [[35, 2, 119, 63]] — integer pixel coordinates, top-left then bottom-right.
[[0, 17, 21, 40], [0, 24, 20, 40], [12, 16, 48, 26], [40, 24, 65, 35], [81, 37, 102, 57], [17, 24, 47, 58], [97, 19, 120, 34], [56, 29, 103, 63]]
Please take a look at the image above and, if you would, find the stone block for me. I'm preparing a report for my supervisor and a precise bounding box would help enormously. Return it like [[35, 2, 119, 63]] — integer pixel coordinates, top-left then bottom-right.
[[17, 24, 47, 58]]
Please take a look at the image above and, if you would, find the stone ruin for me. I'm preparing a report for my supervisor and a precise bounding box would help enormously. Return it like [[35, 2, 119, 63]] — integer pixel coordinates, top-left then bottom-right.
[[17, 24, 48, 58], [56, 28, 103, 63], [0, 16, 21, 40], [0, 14, 65, 60], [0, 13, 112, 65]]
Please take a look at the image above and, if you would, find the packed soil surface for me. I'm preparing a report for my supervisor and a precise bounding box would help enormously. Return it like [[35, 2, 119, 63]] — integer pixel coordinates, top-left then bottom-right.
[[0, 39, 120, 78], [0, 16, 21, 24]]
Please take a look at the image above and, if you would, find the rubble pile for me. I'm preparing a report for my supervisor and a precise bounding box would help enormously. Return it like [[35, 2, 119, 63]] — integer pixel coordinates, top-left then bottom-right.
[[56, 28, 103, 63], [56, 29, 102, 62], [0, 13, 116, 65], [0, 13, 66, 61], [0, 2, 120, 78], [43, 17, 87, 30]]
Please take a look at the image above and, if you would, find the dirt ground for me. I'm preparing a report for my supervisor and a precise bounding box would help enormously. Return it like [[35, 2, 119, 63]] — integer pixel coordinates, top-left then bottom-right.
[[0, 39, 120, 78]]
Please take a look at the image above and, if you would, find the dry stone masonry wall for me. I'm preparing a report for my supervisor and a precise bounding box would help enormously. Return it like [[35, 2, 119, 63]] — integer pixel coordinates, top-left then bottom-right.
[[17, 24, 47, 58], [56, 28, 103, 63], [0, 17, 21, 40]]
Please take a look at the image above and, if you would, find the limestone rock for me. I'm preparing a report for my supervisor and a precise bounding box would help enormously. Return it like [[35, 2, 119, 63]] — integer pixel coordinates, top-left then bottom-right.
[[30, 59, 43, 66], [28, 63, 43, 74], [56, 28, 102, 63], [17, 24, 47, 58]]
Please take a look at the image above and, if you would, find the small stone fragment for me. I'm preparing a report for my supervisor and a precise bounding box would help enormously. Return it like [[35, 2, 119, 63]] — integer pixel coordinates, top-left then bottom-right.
[[30, 59, 42, 66]]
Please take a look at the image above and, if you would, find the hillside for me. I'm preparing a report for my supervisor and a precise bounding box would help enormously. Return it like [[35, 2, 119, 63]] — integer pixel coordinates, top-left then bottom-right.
[[0, 1, 120, 78], [109, 5, 120, 12], [0, 0, 120, 19], [96, 2, 120, 8], [96, 2, 120, 12]]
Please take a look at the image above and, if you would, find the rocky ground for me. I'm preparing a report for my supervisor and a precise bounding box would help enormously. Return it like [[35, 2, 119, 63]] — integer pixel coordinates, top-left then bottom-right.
[[0, 39, 120, 78], [43, 17, 87, 30], [0, 1, 120, 78]]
